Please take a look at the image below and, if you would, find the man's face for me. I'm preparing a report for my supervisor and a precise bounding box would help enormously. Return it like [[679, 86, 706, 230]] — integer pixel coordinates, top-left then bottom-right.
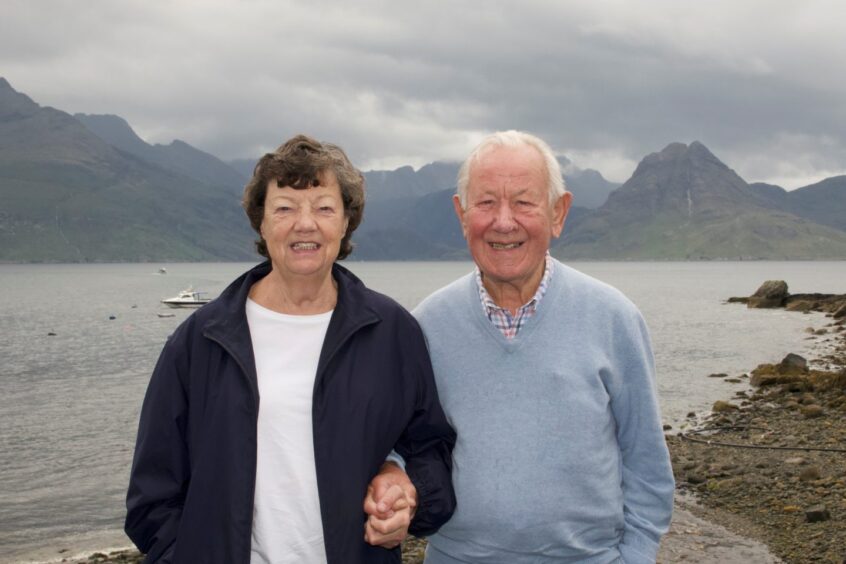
[[454, 144, 570, 293]]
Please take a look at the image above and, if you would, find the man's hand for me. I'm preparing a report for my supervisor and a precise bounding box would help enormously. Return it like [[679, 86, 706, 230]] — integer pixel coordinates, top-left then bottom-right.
[[363, 462, 418, 548]]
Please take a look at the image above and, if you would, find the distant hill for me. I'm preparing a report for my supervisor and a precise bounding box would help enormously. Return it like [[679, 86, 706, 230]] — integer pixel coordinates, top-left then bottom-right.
[[557, 142, 846, 259], [75, 113, 247, 191], [354, 188, 469, 260], [0, 78, 256, 262], [3, 77, 846, 262], [228, 158, 258, 180], [783, 176, 846, 232]]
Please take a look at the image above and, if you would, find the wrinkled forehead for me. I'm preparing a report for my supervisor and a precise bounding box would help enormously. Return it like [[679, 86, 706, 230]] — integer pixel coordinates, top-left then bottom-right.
[[469, 144, 547, 190]]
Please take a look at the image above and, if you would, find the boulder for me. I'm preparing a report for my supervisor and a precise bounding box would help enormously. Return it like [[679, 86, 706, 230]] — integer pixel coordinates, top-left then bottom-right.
[[833, 302, 846, 318], [799, 466, 822, 481], [747, 280, 789, 308], [712, 400, 739, 413], [805, 505, 831, 523], [801, 405, 824, 418], [780, 353, 808, 372]]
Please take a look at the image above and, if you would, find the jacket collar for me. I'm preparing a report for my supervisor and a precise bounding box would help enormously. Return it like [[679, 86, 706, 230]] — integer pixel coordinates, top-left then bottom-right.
[[201, 260, 381, 380]]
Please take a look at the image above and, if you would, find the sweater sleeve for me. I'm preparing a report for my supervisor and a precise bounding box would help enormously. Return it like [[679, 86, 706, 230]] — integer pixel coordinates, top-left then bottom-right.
[[124, 331, 191, 563], [609, 311, 675, 563], [393, 320, 457, 536]]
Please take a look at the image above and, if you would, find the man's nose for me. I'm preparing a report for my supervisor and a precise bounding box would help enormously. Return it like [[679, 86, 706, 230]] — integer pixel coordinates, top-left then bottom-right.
[[492, 202, 517, 231]]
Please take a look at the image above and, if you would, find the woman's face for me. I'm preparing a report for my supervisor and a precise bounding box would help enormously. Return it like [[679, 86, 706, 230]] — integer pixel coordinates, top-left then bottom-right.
[[260, 171, 348, 283]]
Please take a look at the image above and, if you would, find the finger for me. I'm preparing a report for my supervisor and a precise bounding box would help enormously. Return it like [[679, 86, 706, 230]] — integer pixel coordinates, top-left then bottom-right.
[[363, 485, 382, 517], [375, 484, 407, 514], [364, 519, 403, 547], [367, 507, 411, 536], [364, 518, 406, 548]]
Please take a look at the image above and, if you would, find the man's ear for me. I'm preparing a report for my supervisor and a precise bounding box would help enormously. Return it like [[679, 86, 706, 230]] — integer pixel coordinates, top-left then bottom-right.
[[551, 192, 572, 238], [453, 194, 468, 239]]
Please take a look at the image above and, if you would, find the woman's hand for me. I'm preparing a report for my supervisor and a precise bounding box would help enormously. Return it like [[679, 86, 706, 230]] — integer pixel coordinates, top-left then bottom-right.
[[363, 462, 417, 548]]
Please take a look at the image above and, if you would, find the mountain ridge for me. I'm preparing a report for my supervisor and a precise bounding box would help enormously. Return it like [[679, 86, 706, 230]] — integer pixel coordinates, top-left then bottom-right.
[[557, 142, 846, 259], [2, 77, 845, 261]]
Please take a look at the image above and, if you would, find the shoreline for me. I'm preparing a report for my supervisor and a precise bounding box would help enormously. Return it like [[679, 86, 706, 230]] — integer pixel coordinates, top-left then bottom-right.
[[665, 287, 846, 563], [27, 287, 846, 564]]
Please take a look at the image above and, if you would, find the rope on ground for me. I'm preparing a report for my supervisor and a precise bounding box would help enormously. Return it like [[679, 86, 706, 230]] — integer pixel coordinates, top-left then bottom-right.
[[678, 426, 846, 453]]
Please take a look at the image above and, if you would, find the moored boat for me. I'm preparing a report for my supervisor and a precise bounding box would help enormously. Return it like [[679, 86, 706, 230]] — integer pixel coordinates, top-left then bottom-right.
[[161, 287, 211, 308]]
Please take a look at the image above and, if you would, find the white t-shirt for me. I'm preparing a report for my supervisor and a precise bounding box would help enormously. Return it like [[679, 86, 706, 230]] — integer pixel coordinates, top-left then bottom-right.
[[246, 298, 331, 564]]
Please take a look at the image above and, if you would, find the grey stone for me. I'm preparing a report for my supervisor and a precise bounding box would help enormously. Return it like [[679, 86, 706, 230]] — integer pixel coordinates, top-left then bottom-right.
[[805, 505, 831, 523], [748, 280, 788, 308], [801, 405, 824, 419], [799, 466, 822, 481], [780, 353, 808, 371]]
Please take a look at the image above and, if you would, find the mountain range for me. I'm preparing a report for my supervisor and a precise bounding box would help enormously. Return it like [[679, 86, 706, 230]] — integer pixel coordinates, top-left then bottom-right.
[[2, 77, 845, 262], [555, 142, 846, 259]]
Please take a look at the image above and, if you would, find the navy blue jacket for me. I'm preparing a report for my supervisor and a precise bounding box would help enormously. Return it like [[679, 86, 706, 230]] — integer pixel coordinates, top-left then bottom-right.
[[125, 261, 456, 563]]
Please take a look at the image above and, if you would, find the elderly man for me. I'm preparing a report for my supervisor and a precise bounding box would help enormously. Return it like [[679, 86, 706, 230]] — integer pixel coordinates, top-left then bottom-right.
[[365, 130, 674, 563]]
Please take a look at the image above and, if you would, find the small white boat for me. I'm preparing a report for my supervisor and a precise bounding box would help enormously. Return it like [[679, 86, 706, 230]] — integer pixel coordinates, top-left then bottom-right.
[[161, 287, 211, 308]]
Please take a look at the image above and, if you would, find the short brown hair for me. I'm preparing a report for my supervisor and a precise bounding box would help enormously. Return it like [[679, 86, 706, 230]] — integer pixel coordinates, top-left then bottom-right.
[[243, 134, 365, 260]]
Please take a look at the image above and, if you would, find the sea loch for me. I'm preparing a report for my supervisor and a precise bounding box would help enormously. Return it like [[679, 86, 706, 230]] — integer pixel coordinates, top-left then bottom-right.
[[1, 260, 844, 563]]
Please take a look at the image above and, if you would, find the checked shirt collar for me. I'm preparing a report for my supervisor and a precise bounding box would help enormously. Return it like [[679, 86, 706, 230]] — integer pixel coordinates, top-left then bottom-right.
[[474, 253, 553, 340]]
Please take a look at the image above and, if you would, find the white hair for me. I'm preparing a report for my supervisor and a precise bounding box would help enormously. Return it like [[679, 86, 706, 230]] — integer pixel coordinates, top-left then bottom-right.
[[456, 130, 568, 208]]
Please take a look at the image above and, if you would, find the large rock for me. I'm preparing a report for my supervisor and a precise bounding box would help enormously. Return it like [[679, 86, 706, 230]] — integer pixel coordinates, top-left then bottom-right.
[[779, 353, 808, 372], [750, 354, 809, 386], [712, 400, 739, 412], [747, 280, 789, 308], [805, 505, 831, 523], [801, 405, 824, 418]]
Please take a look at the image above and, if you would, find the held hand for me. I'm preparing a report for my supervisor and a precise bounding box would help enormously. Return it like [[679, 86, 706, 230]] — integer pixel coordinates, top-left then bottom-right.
[[363, 462, 418, 548], [364, 485, 411, 548]]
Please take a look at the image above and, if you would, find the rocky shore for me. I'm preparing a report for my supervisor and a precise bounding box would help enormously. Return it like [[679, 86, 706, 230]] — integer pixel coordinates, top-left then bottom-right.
[[58, 281, 846, 564], [668, 281, 846, 563]]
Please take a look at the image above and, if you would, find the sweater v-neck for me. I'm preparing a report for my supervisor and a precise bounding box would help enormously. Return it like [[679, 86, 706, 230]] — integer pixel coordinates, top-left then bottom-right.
[[465, 262, 558, 353]]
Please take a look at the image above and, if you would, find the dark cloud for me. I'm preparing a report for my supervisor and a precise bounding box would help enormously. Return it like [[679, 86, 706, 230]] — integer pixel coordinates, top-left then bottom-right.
[[1, 0, 843, 188]]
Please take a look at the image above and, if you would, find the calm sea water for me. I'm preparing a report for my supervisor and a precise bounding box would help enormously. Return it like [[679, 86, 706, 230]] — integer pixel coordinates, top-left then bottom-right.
[[1, 261, 843, 563]]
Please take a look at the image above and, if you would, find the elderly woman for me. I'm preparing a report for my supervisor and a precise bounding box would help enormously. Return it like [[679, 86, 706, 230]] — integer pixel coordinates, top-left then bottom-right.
[[125, 135, 455, 564]]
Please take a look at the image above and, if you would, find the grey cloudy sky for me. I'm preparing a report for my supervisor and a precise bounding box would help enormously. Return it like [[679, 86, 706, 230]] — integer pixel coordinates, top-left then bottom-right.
[[3, 0, 844, 188]]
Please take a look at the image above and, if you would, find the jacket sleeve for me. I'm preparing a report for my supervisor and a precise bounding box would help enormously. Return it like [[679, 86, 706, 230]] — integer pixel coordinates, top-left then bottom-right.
[[393, 322, 457, 537], [125, 331, 191, 563], [609, 312, 675, 563]]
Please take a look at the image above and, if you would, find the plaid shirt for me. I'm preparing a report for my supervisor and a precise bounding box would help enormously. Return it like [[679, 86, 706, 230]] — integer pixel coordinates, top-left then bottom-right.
[[475, 254, 554, 339]]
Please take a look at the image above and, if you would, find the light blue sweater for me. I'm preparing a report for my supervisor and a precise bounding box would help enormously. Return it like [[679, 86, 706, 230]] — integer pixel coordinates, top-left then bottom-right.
[[414, 260, 674, 564]]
